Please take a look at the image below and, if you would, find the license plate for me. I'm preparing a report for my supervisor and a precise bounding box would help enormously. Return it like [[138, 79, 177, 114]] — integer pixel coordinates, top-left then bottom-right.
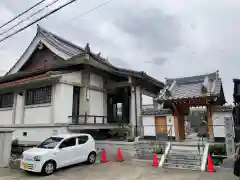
[[23, 163, 28, 169]]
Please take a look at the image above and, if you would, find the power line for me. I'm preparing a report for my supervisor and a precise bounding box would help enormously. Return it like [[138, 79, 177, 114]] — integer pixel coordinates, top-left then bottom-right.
[[0, 0, 78, 43], [0, 0, 61, 36], [0, 0, 115, 43], [67, 0, 115, 24], [0, 0, 46, 29]]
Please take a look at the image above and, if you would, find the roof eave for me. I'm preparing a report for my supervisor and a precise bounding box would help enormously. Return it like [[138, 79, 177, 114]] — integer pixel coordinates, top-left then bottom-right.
[[88, 53, 164, 89]]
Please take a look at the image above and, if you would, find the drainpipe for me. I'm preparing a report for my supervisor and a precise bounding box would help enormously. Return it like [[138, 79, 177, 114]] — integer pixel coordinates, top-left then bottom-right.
[[134, 86, 138, 137]]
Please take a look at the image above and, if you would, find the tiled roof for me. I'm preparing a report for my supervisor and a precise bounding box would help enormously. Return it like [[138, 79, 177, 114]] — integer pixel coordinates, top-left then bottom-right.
[[142, 108, 172, 115], [212, 105, 233, 112], [5, 26, 164, 89], [158, 71, 225, 101]]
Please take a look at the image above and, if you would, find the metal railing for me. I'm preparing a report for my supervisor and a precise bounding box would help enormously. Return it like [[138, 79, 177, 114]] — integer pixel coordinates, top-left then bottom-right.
[[69, 114, 108, 124], [69, 114, 131, 125], [189, 124, 229, 142]]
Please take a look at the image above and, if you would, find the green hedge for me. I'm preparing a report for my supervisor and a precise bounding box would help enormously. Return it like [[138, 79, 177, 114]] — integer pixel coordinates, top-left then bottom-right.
[[209, 144, 226, 155]]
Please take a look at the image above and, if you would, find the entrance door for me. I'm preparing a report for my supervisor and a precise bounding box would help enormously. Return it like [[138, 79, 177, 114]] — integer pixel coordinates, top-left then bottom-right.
[[155, 116, 168, 133], [72, 86, 80, 123], [107, 94, 114, 123]]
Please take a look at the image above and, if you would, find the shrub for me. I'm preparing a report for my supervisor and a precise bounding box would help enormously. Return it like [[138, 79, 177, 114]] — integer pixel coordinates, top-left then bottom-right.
[[209, 144, 226, 155], [11, 138, 19, 147], [152, 143, 165, 154]]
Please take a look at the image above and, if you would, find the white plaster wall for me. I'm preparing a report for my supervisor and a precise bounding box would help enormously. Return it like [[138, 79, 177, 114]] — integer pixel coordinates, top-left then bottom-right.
[[212, 111, 232, 138], [12, 127, 68, 142], [142, 115, 175, 137], [61, 72, 82, 84], [53, 83, 73, 123], [142, 115, 155, 136], [89, 90, 104, 123], [142, 104, 153, 109], [0, 109, 13, 125], [24, 105, 51, 124], [90, 73, 103, 88]]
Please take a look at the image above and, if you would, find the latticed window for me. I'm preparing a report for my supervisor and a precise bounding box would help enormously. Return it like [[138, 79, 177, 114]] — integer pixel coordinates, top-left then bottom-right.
[[0, 93, 14, 108], [26, 86, 52, 105]]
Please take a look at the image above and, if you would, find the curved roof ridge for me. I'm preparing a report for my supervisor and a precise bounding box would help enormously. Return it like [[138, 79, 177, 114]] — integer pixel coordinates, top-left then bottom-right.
[[166, 71, 218, 85]]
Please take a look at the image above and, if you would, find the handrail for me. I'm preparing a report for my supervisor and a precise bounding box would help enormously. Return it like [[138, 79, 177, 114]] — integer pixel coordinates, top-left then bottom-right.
[[167, 125, 173, 149]]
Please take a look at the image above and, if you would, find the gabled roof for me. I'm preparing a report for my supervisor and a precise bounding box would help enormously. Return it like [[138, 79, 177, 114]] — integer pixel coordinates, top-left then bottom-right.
[[158, 71, 225, 103], [6, 25, 110, 75], [4, 26, 164, 89]]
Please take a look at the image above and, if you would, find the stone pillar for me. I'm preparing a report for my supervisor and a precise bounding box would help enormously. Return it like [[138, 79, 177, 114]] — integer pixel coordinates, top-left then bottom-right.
[[130, 86, 136, 137], [207, 106, 214, 140], [224, 116, 235, 156], [129, 85, 142, 137], [135, 86, 143, 136]]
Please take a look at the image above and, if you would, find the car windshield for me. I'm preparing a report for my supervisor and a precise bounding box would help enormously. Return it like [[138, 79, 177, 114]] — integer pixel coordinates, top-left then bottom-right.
[[36, 137, 63, 149]]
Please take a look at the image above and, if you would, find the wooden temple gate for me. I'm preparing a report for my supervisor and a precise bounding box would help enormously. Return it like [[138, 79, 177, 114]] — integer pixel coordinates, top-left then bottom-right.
[[158, 71, 226, 141]]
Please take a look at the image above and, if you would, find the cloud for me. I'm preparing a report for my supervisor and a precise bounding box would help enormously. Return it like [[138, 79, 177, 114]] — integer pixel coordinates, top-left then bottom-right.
[[145, 56, 168, 66], [115, 8, 183, 53]]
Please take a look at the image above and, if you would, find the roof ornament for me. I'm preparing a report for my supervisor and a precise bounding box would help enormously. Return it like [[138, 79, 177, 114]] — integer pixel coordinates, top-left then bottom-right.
[[97, 52, 101, 58], [216, 69, 219, 79], [37, 42, 44, 50], [85, 43, 91, 53]]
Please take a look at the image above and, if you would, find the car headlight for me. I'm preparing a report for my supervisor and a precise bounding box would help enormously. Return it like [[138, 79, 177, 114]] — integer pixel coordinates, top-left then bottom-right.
[[33, 156, 41, 161]]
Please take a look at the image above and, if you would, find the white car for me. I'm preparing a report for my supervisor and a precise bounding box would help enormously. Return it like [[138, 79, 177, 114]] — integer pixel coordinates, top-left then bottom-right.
[[20, 133, 96, 175]]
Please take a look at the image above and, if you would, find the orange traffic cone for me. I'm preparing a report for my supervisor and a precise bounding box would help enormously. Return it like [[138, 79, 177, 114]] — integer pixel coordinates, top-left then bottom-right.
[[116, 148, 124, 162], [100, 150, 108, 163], [152, 152, 159, 167], [207, 153, 215, 172]]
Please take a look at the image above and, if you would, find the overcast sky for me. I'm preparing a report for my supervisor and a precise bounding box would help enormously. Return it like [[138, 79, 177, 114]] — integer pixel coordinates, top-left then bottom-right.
[[0, 0, 239, 104]]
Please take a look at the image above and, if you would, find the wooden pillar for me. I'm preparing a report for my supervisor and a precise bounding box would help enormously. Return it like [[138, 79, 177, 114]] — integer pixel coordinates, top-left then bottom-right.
[[173, 111, 180, 141], [207, 106, 214, 139], [173, 105, 185, 141], [178, 113, 185, 140]]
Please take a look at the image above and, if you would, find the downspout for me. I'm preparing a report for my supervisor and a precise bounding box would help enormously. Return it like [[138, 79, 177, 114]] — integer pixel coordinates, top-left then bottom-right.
[[134, 86, 138, 137]]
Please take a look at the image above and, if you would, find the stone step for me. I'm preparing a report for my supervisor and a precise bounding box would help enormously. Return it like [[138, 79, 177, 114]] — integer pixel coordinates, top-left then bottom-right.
[[166, 156, 201, 162], [163, 163, 201, 171], [165, 159, 201, 166], [168, 152, 202, 157], [170, 148, 201, 152]]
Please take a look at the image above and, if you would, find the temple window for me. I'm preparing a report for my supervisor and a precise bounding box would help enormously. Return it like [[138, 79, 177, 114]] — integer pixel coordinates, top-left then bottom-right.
[[0, 93, 14, 108], [25, 86, 52, 105]]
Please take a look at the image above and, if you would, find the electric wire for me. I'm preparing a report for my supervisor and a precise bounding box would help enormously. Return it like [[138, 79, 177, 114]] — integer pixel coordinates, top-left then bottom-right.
[[0, 0, 61, 36], [67, 0, 115, 24], [0, 0, 116, 43], [0, 0, 78, 43], [0, 0, 47, 29]]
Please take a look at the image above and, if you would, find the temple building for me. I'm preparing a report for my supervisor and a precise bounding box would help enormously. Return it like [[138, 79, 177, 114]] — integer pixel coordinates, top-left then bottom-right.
[[0, 26, 164, 143]]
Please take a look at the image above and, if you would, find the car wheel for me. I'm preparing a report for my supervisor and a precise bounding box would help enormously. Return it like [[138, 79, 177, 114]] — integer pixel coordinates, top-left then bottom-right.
[[87, 152, 96, 164], [42, 161, 55, 175]]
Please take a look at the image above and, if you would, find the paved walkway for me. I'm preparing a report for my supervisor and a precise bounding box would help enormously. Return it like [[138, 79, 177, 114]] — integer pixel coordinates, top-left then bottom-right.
[[0, 161, 237, 180]]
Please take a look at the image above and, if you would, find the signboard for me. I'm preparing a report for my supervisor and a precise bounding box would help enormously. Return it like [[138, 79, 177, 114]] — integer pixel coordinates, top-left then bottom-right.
[[224, 117, 235, 156]]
